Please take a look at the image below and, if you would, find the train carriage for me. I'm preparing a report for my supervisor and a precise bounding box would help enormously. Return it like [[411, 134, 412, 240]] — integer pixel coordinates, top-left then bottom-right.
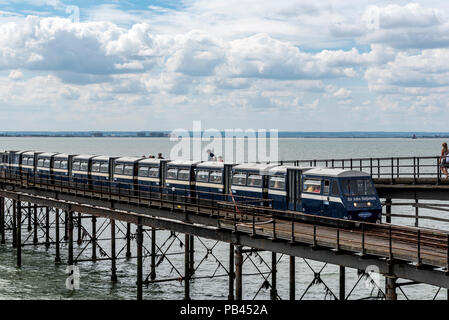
[[8, 150, 30, 176], [21, 151, 43, 177], [137, 158, 169, 198], [71, 154, 96, 185], [0, 151, 8, 176], [164, 160, 201, 202], [52, 154, 74, 184], [91, 155, 117, 189], [36, 152, 60, 181], [112, 157, 144, 195], [195, 162, 234, 201], [231, 163, 278, 206], [301, 168, 382, 223]]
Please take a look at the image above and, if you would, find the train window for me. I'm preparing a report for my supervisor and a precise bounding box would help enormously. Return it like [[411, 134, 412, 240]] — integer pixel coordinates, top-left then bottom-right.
[[54, 161, 61, 169], [210, 171, 222, 184], [100, 163, 109, 173], [269, 176, 285, 190], [124, 165, 134, 176], [331, 181, 340, 197], [114, 164, 124, 175], [341, 179, 375, 196], [178, 169, 190, 181], [167, 169, 177, 179], [37, 159, 44, 167], [27, 157, 34, 166], [232, 173, 247, 186], [72, 161, 80, 171], [303, 179, 321, 193], [138, 167, 149, 177], [14, 155, 20, 164], [60, 161, 68, 169], [80, 161, 88, 171], [196, 170, 209, 182], [323, 180, 330, 194], [247, 175, 262, 187], [149, 168, 159, 178], [44, 159, 50, 168], [92, 162, 100, 172]]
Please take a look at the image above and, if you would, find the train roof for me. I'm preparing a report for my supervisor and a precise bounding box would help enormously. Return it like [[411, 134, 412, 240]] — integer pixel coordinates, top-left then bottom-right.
[[53, 153, 72, 159], [38, 152, 60, 158], [139, 158, 165, 165], [115, 156, 144, 163], [267, 165, 314, 175], [304, 168, 371, 178], [22, 151, 43, 156], [233, 163, 278, 173], [167, 160, 201, 167], [73, 154, 97, 160], [196, 161, 228, 169], [92, 155, 116, 161]]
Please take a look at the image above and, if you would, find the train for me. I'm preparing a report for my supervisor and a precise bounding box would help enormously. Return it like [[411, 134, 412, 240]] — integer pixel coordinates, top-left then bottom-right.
[[0, 150, 382, 224]]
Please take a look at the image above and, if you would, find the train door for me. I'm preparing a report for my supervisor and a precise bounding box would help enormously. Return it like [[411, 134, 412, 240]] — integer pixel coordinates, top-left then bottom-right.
[[287, 168, 302, 211], [329, 179, 343, 218], [321, 180, 331, 216]]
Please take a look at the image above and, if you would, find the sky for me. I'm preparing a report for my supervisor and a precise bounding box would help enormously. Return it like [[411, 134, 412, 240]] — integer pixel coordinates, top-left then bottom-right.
[[1, 1, 449, 131]]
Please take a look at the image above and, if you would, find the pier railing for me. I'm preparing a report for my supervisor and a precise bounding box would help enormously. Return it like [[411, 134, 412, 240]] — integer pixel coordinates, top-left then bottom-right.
[[278, 156, 445, 183]]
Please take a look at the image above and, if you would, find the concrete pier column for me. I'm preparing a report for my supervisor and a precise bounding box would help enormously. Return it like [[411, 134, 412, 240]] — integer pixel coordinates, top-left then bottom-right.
[[55, 209, 61, 263], [136, 224, 143, 301], [16, 201, 22, 268], [184, 233, 191, 300], [289, 256, 295, 300], [228, 243, 235, 300], [339, 266, 345, 301], [385, 276, 397, 300], [110, 219, 117, 282], [235, 245, 243, 300]]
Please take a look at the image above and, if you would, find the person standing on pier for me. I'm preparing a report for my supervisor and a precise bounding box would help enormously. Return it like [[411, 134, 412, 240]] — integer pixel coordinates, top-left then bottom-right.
[[440, 142, 449, 178]]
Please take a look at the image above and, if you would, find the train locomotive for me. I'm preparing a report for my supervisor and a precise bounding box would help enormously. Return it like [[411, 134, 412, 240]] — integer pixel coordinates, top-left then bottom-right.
[[0, 149, 382, 224]]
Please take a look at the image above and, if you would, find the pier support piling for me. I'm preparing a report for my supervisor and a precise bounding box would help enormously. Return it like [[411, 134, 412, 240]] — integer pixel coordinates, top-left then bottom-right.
[[91, 216, 97, 262], [339, 266, 345, 301], [27, 202, 32, 232], [150, 227, 156, 280], [16, 201, 21, 268], [136, 224, 143, 301], [110, 218, 117, 282], [270, 252, 277, 300], [184, 233, 191, 301], [126, 222, 131, 259], [68, 211, 74, 266], [77, 212, 82, 245], [228, 243, 235, 300], [189, 234, 194, 277], [235, 245, 243, 300], [0, 197, 5, 244], [12, 200, 17, 248], [33, 203, 38, 244], [290, 256, 295, 300], [55, 209, 61, 263], [45, 207, 50, 249], [385, 276, 397, 300]]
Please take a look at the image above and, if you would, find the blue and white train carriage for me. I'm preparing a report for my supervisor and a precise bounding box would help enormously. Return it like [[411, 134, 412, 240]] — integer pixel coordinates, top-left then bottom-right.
[[137, 158, 169, 197], [36, 152, 60, 180], [231, 163, 278, 206], [91, 155, 117, 188], [300, 168, 382, 223], [195, 162, 234, 201], [71, 154, 96, 185], [164, 160, 201, 200], [112, 157, 144, 194], [52, 154, 74, 183]]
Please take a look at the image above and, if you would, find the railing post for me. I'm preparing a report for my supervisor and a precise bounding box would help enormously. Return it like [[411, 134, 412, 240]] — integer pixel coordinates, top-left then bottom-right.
[[413, 157, 416, 184], [437, 157, 441, 185], [361, 223, 365, 256], [390, 157, 394, 184]]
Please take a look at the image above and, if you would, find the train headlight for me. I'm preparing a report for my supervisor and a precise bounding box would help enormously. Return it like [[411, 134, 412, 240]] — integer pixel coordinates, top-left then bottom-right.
[[353, 202, 358, 207], [367, 202, 372, 207]]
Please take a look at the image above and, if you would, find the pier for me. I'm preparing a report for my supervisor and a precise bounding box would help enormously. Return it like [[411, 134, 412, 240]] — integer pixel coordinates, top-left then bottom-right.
[[1, 155, 449, 300]]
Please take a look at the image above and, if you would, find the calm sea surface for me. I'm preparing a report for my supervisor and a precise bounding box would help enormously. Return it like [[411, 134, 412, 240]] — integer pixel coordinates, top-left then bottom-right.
[[0, 137, 448, 300]]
